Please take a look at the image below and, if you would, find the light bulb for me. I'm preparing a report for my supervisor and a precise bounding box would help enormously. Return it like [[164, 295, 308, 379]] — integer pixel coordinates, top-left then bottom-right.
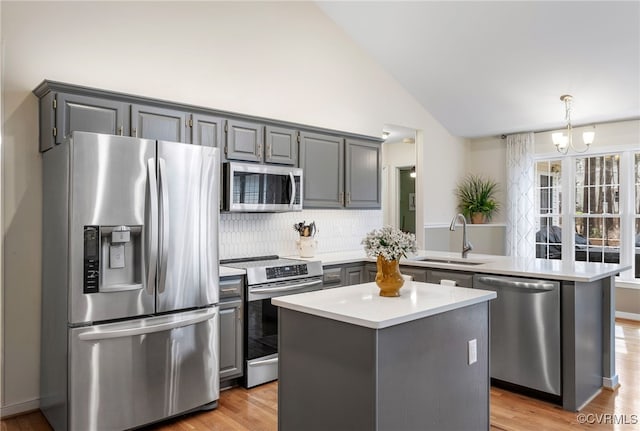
[[552, 132, 568, 149], [582, 131, 595, 145]]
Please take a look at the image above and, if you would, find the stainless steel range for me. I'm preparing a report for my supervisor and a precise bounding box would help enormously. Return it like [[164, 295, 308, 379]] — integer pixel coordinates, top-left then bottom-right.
[[221, 256, 323, 388]]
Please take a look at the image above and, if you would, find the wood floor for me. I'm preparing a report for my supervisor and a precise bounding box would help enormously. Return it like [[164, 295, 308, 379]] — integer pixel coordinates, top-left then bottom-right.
[[3, 319, 638, 431]]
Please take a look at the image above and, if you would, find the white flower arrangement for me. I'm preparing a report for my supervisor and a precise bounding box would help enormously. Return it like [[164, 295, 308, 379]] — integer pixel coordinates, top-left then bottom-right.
[[362, 226, 417, 261]]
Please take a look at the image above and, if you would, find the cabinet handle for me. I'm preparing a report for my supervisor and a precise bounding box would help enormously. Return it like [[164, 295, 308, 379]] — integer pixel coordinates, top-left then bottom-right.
[[118, 125, 123, 136], [339, 192, 344, 205], [132, 127, 137, 137], [258, 143, 263, 159], [324, 274, 341, 281], [347, 192, 351, 204], [267, 142, 272, 158], [221, 288, 238, 293]]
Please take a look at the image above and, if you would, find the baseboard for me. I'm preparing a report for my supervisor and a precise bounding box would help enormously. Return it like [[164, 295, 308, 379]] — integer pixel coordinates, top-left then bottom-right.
[[602, 374, 620, 390], [616, 311, 640, 321], [0, 398, 40, 418]]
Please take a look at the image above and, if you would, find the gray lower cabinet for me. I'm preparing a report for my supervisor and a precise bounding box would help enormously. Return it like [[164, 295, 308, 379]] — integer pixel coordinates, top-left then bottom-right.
[[265, 126, 297, 165], [345, 139, 381, 208], [322, 264, 365, 288], [364, 263, 377, 282], [345, 266, 364, 285], [278, 302, 490, 430], [225, 119, 264, 162], [426, 269, 474, 287], [322, 267, 343, 289], [399, 266, 427, 282], [219, 276, 243, 382], [131, 104, 189, 143], [300, 132, 344, 208]]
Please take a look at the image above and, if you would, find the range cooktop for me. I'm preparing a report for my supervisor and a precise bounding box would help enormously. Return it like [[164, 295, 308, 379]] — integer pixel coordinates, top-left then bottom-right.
[[221, 255, 323, 285]]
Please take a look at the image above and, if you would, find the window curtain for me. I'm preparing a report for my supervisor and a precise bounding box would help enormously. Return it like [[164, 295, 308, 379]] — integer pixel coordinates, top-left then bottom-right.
[[506, 132, 535, 258]]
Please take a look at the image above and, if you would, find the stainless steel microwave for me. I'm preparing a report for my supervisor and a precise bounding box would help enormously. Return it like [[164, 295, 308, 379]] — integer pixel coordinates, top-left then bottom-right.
[[222, 162, 303, 212]]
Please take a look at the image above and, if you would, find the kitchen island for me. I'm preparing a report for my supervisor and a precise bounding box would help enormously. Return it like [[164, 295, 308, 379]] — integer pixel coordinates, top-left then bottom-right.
[[273, 281, 496, 431], [289, 250, 630, 411]]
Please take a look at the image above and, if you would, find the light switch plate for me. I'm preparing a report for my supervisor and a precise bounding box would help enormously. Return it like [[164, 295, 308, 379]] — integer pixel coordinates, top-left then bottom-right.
[[468, 339, 477, 365]]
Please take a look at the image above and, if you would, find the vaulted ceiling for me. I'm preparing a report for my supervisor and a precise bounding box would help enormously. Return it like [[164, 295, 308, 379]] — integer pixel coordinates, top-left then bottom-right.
[[317, 1, 640, 138]]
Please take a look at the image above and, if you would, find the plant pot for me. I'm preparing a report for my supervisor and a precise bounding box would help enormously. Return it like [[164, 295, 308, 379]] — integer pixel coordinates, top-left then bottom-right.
[[375, 255, 404, 297], [296, 236, 317, 257], [471, 213, 486, 224]]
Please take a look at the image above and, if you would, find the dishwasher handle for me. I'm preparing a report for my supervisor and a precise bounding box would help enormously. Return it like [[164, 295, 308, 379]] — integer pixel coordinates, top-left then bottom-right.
[[476, 276, 556, 292]]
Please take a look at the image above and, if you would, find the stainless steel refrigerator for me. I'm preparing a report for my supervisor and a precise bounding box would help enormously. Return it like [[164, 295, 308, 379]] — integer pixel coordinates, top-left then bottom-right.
[[40, 131, 220, 431]]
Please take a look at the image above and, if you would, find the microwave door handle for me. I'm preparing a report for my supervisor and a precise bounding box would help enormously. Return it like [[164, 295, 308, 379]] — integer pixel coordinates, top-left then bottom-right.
[[158, 158, 170, 294], [288, 172, 295, 207], [146, 159, 158, 295]]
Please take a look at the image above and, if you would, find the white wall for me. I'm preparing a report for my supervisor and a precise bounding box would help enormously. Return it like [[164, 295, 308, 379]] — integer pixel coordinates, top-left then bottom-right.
[[0, 1, 465, 414], [465, 136, 507, 224]]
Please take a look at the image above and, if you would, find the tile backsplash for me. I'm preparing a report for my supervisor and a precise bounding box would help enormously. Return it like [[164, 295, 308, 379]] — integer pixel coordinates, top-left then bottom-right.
[[219, 210, 383, 259]]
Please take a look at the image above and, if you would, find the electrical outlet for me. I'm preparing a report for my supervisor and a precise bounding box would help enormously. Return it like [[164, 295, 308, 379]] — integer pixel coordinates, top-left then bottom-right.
[[468, 339, 477, 365]]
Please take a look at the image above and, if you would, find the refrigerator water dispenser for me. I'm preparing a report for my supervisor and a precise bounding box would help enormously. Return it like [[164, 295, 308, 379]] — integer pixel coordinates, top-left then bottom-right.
[[83, 225, 143, 293]]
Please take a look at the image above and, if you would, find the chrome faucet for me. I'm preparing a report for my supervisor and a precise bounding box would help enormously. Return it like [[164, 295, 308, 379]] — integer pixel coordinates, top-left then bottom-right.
[[449, 213, 473, 258]]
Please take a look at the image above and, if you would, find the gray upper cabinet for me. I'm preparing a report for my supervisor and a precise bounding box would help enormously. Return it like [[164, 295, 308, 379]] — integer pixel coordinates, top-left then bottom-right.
[[300, 133, 381, 209], [192, 113, 223, 148], [225, 119, 264, 162], [34, 82, 381, 170], [265, 126, 297, 165], [345, 139, 381, 208], [54, 93, 129, 148], [131, 104, 189, 143], [299, 132, 344, 208]]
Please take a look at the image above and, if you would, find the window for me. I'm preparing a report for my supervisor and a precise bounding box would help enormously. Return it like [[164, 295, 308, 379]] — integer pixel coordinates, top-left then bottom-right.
[[535, 151, 639, 281], [574, 155, 620, 265], [535, 160, 563, 259]]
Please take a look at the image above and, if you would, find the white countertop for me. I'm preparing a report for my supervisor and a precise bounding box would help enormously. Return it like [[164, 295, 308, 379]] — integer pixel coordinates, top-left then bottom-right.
[[219, 266, 246, 277], [287, 249, 629, 282], [272, 281, 496, 329]]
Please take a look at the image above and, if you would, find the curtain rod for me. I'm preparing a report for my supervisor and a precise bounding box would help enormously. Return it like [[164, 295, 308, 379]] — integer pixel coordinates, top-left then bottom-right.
[[499, 116, 640, 139]]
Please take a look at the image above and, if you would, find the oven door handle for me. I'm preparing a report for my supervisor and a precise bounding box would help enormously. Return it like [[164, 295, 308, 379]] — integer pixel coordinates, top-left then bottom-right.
[[249, 357, 279, 367], [251, 279, 323, 294]]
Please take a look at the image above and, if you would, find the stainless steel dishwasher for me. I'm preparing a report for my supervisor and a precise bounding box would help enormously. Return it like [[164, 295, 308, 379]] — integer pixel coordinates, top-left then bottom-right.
[[474, 275, 561, 396]]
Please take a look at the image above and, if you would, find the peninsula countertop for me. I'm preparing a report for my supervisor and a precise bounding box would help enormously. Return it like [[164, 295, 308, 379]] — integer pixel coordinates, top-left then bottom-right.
[[271, 281, 496, 329], [287, 250, 630, 283]]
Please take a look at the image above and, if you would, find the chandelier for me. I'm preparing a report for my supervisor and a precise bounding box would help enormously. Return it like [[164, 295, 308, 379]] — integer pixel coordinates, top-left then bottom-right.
[[551, 94, 594, 154]]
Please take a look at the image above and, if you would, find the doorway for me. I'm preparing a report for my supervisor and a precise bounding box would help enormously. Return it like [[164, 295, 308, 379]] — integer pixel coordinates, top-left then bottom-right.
[[398, 167, 416, 234]]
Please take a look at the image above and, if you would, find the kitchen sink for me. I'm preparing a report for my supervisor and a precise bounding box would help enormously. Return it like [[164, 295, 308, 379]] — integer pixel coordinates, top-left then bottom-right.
[[411, 257, 486, 266]]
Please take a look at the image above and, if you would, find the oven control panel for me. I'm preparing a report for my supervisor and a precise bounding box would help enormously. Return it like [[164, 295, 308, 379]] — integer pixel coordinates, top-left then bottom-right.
[[266, 264, 308, 280]]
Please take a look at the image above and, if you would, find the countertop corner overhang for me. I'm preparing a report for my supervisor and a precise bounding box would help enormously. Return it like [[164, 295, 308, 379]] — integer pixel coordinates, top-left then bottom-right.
[[272, 281, 496, 329]]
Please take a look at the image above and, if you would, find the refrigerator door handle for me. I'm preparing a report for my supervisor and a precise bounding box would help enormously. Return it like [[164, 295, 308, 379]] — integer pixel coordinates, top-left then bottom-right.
[[158, 158, 170, 294], [78, 308, 216, 341], [146, 158, 159, 295]]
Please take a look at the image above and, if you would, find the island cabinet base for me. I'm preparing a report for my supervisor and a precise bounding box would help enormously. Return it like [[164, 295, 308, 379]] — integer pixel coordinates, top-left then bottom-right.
[[278, 302, 490, 431]]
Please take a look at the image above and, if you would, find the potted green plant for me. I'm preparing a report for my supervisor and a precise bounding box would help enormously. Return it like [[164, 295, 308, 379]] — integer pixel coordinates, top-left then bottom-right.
[[455, 174, 500, 224]]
